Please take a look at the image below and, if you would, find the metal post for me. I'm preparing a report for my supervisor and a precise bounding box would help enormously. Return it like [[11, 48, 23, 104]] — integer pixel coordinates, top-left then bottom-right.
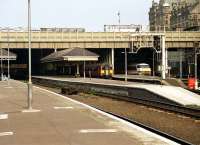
[[195, 48, 198, 89], [0, 45, 3, 81], [179, 49, 183, 79], [108, 49, 110, 64], [118, 11, 120, 31], [7, 28, 10, 80], [125, 48, 127, 82], [27, 0, 32, 110], [165, 48, 168, 77], [83, 61, 86, 78], [153, 51, 155, 76], [161, 35, 166, 79], [83, 48, 86, 79], [188, 63, 191, 77], [76, 63, 80, 76], [111, 48, 114, 74]]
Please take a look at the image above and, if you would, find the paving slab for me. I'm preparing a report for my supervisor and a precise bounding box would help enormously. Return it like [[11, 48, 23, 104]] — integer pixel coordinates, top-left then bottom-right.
[[0, 80, 179, 145]]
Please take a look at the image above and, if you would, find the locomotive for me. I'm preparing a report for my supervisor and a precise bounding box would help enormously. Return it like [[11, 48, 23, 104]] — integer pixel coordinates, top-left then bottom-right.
[[81, 63, 113, 78]]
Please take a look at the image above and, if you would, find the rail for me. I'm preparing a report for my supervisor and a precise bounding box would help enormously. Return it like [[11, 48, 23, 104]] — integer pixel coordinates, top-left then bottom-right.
[[125, 96, 200, 119], [97, 108, 193, 145], [92, 91, 200, 119]]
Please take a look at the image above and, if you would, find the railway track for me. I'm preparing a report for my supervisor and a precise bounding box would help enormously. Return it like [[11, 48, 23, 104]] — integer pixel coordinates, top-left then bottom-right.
[[92, 92, 200, 119], [125, 96, 200, 119], [96, 107, 193, 145]]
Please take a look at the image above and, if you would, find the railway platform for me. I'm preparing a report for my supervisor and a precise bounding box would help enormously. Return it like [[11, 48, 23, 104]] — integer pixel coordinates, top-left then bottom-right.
[[0, 80, 178, 145], [112, 74, 187, 88], [33, 76, 200, 106], [113, 74, 162, 84]]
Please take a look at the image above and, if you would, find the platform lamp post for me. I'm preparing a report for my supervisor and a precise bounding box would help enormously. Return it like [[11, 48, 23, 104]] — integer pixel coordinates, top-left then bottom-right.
[[83, 46, 86, 79], [194, 42, 200, 90], [22, 2, 39, 113], [0, 29, 3, 81], [0, 44, 3, 81], [161, 35, 166, 80], [124, 48, 127, 82], [7, 28, 10, 81], [121, 48, 128, 82], [152, 50, 155, 76], [27, 0, 33, 110], [0, 27, 11, 82]]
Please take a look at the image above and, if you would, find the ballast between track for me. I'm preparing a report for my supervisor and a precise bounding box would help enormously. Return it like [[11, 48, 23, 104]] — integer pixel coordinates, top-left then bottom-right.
[[95, 107, 193, 145]]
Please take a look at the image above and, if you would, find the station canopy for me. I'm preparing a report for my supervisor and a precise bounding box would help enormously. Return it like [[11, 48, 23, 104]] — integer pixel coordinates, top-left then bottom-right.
[[0, 49, 17, 60], [41, 48, 99, 63]]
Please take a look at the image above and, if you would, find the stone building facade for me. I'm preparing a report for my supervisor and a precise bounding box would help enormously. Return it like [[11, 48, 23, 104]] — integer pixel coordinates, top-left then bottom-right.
[[149, 0, 200, 31]]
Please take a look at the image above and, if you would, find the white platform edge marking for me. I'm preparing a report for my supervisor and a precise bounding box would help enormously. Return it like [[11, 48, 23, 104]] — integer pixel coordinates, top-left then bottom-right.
[[79, 129, 118, 133], [0, 114, 8, 120], [34, 86, 179, 145], [4, 86, 13, 89], [0, 132, 13, 137], [22, 109, 41, 113], [54, 106, 74, 110]]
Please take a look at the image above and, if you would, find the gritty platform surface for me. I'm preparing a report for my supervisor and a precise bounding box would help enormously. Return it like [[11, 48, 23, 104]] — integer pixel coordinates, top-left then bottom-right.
[[0, 80, 178, 145]]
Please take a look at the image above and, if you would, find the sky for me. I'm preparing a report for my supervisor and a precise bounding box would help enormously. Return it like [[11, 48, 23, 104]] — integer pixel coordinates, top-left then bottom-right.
[[0, 0, 152, 31]]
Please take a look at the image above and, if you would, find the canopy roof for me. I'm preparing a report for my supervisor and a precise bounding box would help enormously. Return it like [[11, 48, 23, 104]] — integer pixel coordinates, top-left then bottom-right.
[[0, 49, 17, 60], [41, 48, 99, 63]]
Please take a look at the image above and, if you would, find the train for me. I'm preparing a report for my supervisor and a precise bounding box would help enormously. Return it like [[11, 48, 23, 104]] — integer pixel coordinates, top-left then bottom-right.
[[128, 63, 151, 75], [81, 63, 113, 78]]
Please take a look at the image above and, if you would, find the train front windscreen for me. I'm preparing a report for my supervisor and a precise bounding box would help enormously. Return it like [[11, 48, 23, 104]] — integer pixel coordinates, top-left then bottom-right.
[[102, 65, 113, 78]]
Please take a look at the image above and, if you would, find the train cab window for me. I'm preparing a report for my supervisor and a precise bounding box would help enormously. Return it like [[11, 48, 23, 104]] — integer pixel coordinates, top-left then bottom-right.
[[103, 65, 110, 70], [128, 63, 151, 75], [136, 64, 150, 68]]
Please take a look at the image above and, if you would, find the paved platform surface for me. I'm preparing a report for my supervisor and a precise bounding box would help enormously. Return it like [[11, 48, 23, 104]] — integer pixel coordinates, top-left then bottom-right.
[[0, 80, 178, 145], [113, 74, 187, 88], [34, 76, 200, 106], [113, 74, 161, 81]]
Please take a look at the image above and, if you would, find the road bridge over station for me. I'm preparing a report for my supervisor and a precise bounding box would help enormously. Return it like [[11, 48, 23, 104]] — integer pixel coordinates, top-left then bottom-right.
[[0, 31, 199, 49], [0, 30, 199, 79]]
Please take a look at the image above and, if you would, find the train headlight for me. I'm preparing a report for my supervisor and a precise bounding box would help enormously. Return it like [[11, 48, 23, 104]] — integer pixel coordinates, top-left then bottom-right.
[[101, 70, 105, 74]]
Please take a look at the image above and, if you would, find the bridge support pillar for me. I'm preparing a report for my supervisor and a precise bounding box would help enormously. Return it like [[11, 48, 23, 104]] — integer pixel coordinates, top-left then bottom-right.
[[179, 49, 183, 79], [125, 48, 127, 82], [111, 48, 115, 74], [162, 35, 166, 80], [76, 63, 80, 76], [166, 48, 168, 77]]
